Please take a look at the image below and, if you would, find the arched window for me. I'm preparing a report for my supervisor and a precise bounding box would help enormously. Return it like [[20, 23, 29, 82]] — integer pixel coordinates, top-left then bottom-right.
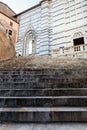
[[73, 32, 84, 46], [23, 29, 37, 56]]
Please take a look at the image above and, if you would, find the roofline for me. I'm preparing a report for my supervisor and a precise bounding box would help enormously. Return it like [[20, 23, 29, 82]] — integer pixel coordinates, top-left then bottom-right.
[[14, 3, 40, 17], [14, 0, 48, 17], [0, 1, 16, 15], [0, 11, 19, 24]]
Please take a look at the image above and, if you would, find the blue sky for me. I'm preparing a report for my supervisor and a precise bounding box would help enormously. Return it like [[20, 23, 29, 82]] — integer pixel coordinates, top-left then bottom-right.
[[1, 0, 40, 14]]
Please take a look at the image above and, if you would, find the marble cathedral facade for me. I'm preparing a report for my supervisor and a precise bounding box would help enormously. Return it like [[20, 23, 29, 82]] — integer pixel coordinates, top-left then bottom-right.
[[16, 0, 87, 58]]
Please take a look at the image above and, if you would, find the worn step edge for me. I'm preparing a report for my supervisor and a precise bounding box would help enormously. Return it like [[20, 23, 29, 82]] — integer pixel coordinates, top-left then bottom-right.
[[0, 89, 87, 97], [0, 107, 87, 112], [0, 96, 87, 98], [0, 108, 87, 122], [0, 88, 87, 90]]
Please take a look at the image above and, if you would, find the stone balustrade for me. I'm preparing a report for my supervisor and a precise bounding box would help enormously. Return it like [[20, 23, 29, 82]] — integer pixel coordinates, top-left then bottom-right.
[[52, 44, 87, 58]]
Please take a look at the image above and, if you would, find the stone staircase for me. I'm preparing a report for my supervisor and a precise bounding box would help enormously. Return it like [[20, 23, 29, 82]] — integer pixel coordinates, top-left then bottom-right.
[[0, 69, 87, 122]]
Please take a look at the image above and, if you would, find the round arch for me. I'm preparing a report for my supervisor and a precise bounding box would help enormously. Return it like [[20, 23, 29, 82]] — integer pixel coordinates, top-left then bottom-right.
[[73, 31, 85, 46], [73, 31, 84, 39]]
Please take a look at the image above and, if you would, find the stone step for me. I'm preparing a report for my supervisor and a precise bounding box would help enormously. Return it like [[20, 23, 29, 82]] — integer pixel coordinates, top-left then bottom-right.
[[0, 96, 87, 107], [0, 78, 86, 85], [0, 69, 86, 89], [1, 78, 86, 83], [0, 68, 86, 123], [0, 69, 86, 74], [0, 107, 87, 122], [0, 89, 87, 96], [0, 82, 86, 89], [0, 70, 86, 81], [0, 107, 87, 112], [0, 88, 87, 90]]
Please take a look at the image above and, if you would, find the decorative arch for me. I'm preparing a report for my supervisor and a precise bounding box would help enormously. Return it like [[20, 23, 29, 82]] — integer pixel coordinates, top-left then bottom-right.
[[22, 24, 37, 56], [73, 31, 84, 39], [73, 31, 85, 46]]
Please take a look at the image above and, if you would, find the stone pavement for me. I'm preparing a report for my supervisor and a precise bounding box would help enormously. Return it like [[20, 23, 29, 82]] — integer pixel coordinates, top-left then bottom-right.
[[0, 123, 87, 130]]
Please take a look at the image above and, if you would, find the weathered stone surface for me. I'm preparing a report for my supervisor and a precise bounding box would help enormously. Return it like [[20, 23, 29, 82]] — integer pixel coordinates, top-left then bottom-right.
[[0, 62, 87, 122], [0, 56, 87, 70], [0, 97, 87, 107], [0, 24, 15, 61], [0, 89, 87, 96], [0, 123, 87, 130], [0, 110, 87, 122]]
